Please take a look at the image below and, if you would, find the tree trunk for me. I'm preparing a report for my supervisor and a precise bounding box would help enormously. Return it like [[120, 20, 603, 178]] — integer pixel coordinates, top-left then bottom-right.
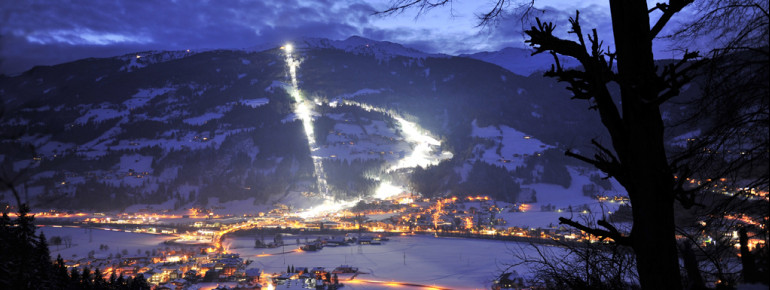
[[609, 1, 682, 289], [739, 227, 759, 283], [681, 240, 706, 289]]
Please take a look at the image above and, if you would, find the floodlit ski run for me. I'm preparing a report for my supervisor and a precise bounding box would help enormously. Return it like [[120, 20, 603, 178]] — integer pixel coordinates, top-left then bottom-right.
[[281, 43, 452, 218]]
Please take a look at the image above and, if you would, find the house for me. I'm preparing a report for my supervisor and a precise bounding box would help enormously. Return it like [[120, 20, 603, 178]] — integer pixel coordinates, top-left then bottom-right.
[[274, 272, 297, 281], [143, 269, 166, 284], [310, 267, 326, 279], [298, 272, 315, 284], [357, 236, 381, 245], [168, 269, 181, 280], [184, 269, 199, 280], [168, 279, 187, 290], [492, 271, 524, 289], [332, 265, 357, 274], [324, 236, 347, 247], [301, 241, 323, 251], [244, 268, 261, 282]]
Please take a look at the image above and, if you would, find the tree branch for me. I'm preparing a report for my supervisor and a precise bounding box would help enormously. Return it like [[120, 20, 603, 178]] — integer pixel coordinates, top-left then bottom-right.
[[375, 0, 528, 28], [526, 13, 627, 158], [565, 149, 625, 185], [650, 0, 694, 40], [375, 0, 448, 16], [654, 50, 703, 105], [559, 217, 632, 246]]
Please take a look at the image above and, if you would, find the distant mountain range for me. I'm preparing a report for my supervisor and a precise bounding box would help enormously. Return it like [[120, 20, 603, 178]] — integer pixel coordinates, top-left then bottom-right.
[[463, 47, 555, 76], [0, 36, 695, 211]]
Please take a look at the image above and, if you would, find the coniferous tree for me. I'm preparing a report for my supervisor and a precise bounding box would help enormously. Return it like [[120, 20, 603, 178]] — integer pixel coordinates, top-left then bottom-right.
[[115, 274, 126, 289], [69, 268, 81, 289], [81, 267, 92, 289], [34, 232, 53, 289], [0, 204, 54, 290], [53, 255, 69, 289], [108, 271, 117, 286], [129, 274, 150, 290], [93, 268, 106, 289]]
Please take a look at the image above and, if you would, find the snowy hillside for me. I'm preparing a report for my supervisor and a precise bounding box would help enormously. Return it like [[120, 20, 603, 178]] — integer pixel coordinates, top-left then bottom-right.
[[1, 36, 623, 212]]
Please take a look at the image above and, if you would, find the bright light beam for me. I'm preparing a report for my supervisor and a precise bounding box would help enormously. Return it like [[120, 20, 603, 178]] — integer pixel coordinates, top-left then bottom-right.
[[341, 100, 454, 200], [282, 43, 329, 197]]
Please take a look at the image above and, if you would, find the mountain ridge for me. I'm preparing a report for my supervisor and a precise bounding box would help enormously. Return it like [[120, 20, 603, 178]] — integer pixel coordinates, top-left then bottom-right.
[[0, 37, 633, 212]]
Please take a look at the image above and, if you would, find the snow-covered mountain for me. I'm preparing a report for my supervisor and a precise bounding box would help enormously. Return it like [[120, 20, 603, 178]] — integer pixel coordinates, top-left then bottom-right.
[[300, 36, 448, 61], [462, 47, 569, 76], [0, 36, 628, 211]]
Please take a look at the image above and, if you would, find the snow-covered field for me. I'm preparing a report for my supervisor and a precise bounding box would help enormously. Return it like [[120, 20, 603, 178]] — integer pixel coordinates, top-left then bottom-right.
[[35, 225, 564, 289], [497, 168, 627, 228], [470, 119, 552, 170], [224, 234, 555, 290], [37, 226, 172, 260], [33, 220, 582, 289]]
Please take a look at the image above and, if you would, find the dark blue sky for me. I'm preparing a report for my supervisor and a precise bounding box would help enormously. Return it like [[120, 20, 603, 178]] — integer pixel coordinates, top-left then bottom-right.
[[1, 0, 691, 74]]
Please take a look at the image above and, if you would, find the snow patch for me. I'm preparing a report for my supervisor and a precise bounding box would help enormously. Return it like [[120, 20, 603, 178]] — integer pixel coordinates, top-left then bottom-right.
[[125, 87, 175, 110], [265, 80, 284, 93], [330, 88, 382, 104], [670, 129, 701, 147], [75, 108, 126, 124], [118, 50, 197, 72], [116, 154, 154, 174], [238, 98, 269, 108], [471, 119, 552, 169], [183, 112, 224, 125]]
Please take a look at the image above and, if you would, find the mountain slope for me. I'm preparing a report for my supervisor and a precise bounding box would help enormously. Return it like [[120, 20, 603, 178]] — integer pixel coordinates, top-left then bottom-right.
[[0, 37, 616, 211], [462, 47, 559, 76]]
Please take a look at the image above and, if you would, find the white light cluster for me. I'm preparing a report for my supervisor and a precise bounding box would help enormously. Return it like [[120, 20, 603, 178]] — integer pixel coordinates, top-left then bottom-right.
[[283, 43, 329, 195], [298, 198, 360, 219], [341, 100, 454, 200], [281, 44, 453, 217]]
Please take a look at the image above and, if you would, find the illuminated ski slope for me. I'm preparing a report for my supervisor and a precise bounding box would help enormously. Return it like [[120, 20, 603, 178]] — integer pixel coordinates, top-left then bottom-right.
[[281, 43, 452, 218], [282, 44, 329, 196]]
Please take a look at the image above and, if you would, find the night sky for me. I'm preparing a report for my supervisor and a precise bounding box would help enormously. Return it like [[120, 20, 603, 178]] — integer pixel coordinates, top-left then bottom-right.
[[1, 0, 689, 75]]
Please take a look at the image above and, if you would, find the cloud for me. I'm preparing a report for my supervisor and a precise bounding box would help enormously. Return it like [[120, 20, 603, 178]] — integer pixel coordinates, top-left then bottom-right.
[[1, 0, 679, 74], [0, 0, 378, 74], [358, 1, 615, 55], [23, 28, 152, 45]]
